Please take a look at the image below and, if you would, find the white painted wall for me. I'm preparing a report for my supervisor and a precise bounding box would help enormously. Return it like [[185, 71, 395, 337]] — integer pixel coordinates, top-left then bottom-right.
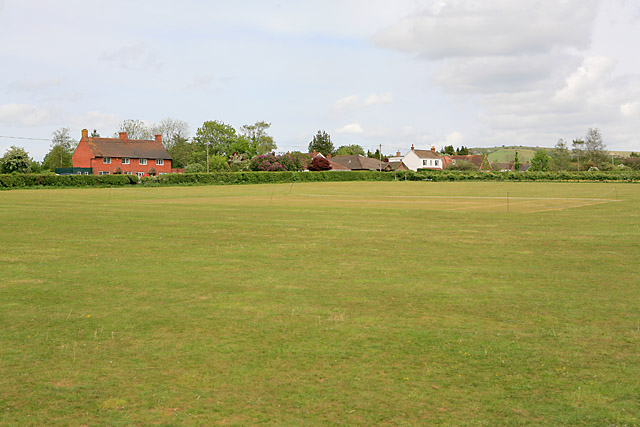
[[402, 151, 444, 171]]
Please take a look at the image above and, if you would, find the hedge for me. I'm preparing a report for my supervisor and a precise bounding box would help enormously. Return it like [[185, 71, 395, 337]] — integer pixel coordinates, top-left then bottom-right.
[[2, 170, 639, 189], [154, 170, 640, 186], [0, 174, 138, 189]]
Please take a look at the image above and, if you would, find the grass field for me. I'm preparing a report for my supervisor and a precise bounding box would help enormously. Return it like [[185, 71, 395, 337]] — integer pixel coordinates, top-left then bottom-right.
[[1, 182, 639, 425]]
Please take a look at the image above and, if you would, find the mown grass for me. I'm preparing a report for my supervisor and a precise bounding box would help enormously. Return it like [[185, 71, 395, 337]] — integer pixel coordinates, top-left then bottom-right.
[[1, 182, 639, 425]]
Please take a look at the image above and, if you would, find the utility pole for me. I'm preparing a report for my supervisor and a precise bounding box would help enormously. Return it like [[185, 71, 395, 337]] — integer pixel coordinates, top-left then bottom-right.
[[379, 144, 382, 172]]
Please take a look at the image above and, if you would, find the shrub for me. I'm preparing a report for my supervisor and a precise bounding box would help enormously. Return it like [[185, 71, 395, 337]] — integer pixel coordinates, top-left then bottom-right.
[[309, 156, 332, 171], [249, 153, 286, 171]]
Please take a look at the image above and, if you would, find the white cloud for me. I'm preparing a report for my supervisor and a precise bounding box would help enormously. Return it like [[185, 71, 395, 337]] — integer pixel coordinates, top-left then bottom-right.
[[70, 111, 120, 133], [0, 103, 54, 127], [621, 102, 639, 117], [440, 131, 465, 147], [554, 56, 616, 103], [374, 0, 597, 59], [333, 92, 393, 112], [101, 43, 162, 72], [8, 78, 62, 92], [363, 92, 393, 107], [336, 123, 364, 134]]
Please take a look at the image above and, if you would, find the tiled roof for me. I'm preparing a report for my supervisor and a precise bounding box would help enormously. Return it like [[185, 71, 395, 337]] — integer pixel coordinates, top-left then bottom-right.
[[331, 155, 390, 170], [85, 137, 172, 160], [413, 149, 441, 159]]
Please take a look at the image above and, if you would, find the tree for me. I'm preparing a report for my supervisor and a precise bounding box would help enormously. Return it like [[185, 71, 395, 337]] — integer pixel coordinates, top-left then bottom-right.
[[115, 119, 153, 140], [551, 139, 571, 171], [308, 130, 334, 156], [240, 121, 277, 155], [166, 135, 192, 169], [90, 129, 100, 137], [367, 148, 383, 159], [514, 151, 521, 172], [530, 149, 550, 171], [1, 146, 32, 174], [584, 128, 608, 165], [151, 117, 190, 149], [42, 127, 76, 170], [456, 146, 469, 155], [572, 139, 585, 170], [442, 145, 455, 155], [194, 120, 240, 156], [309, 155, 332, 171], [335, 144, 365, 156]]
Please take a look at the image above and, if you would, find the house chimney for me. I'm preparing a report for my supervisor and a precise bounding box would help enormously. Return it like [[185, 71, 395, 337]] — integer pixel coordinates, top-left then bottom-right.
[[411, 144, 414, 150], [119, 132, 127, 141], [155, 134, 162, 143], [312, 150, 317, 157], [431, 146, 436, 152], [81, 129, 89, 139], [396, 151, 401, 157]]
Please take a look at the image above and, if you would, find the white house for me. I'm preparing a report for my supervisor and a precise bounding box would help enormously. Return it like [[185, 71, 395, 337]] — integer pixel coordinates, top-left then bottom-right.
[[401, 145, 444, 171]]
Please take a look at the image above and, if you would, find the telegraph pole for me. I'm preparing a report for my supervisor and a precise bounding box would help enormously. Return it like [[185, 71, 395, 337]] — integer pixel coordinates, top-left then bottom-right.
[[379, 144, 382, 172]]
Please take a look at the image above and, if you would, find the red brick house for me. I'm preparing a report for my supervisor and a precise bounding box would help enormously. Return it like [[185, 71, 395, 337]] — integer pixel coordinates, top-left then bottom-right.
[[72, 129, 175, 176]]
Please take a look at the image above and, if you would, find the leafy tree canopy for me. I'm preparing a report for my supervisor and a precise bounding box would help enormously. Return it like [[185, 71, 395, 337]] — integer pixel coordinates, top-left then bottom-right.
[[530, 149, 550, 171], [194, 120, 242, 157], [240, 121, 277, 155], [584, 127, 608, 164], [335, 144, 365, 156], [1, 146, 32, 174], [308, 130, 334, 156], [441, 145, 455, 155], [43, 127, 76, 170], [115, 119, 153, 140], [309, 155, 332, 171]]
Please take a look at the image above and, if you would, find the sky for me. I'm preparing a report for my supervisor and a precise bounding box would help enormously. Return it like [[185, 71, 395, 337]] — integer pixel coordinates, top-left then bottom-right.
[[1, 0, 639, 161]]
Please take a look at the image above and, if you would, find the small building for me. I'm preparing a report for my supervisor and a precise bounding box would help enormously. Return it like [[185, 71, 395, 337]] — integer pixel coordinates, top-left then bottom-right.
[[72, 129, 174, 176], [331, 154, 391, 171], [402, 145, 444, 171]]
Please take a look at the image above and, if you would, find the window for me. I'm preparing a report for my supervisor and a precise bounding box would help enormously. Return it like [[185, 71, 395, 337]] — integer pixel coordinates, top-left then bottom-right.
[[84, 172, 89, 175], [77, 171, 82, 175], [137, 172, 144, 177], [434, 160, 439, 167], [423, 160, 428, 166], [124, 171, 133, 175], [103, 157, 111, 164], [156, 159, 164, 166], [122, 158, 130, 164], [139, 158, 147, 165], [99, 171, 110, 175]]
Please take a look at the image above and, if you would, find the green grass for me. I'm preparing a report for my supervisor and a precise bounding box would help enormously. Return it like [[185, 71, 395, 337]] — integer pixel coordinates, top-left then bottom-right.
[[1, 182, 639, 425], [486, 148, 538, 164]]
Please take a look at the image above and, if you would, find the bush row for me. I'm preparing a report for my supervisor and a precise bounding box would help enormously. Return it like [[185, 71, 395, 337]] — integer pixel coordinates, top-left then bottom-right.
[[0, 174, 138, 188], [2, 170, 639, 189], [416, 170, 640, 182], [156, 170, 640, 185]]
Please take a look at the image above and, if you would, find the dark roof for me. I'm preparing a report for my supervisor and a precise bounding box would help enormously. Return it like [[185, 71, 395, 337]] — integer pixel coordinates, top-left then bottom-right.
[[451, 155, 485, 168], [331, 155, 390, 171], [85, 137, 172, 160], [413, 149, 441, 159], [390, 161, 409, 171]]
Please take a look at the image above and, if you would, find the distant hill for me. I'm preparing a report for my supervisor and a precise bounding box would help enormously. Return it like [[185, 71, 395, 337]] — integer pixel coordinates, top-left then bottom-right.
[[469, 146, 544, 163], [470, 146, 638, 162]]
